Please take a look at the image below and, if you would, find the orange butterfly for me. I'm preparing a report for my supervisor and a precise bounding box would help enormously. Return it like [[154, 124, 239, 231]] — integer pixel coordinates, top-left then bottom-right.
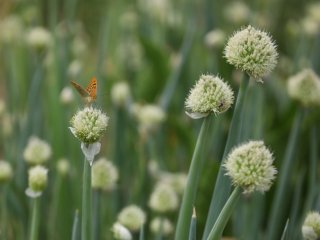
[[71, 77, 97, 104]]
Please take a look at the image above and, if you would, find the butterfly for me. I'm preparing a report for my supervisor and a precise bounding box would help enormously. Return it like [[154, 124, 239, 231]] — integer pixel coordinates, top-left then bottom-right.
[[71, 77, 97, 104]]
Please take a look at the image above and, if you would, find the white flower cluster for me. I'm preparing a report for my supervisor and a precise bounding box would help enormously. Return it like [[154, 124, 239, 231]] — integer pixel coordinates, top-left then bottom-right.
[[224, 140, 277, 193], [302, 212, 320, 240], [23, 136, 52, 165], [91, 158, 118, 191], [185, 74, 234, 118], [149, 183, 179, 213], [225, 25, 278, 80], [287, 69, 320, 107], [70, 107, 109, 144], [26, 165, 48, 198], [0, 160, 13, 183], [117, 205, 146, 232], [26, 27, 52, 50]]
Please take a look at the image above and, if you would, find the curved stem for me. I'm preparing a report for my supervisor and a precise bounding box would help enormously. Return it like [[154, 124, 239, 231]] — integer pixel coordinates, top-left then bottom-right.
[[207, 187, 241, 240]]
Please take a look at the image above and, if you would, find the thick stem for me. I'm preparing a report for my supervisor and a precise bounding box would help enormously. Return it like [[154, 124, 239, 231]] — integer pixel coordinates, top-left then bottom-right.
[[29, 198, 40, 240], [175, 115, 213, 240], [81, 159, 92, 240], [202, 75, 250, 239], [207, 187, 241, 240]]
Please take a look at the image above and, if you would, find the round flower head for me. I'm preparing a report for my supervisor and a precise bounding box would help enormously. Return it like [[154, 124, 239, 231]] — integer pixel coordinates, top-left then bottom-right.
[[91, 158, 118, 191], [302, 212, 320, 240], [26, 27, 52, 50], [23, 136, 52, 165], [26, 165, 48, 198], [150, 217, 173, 236], [111, 82, 131, 107], [149, 183, 179, 213], [185, 74, 234, 118], [0, 160, 13, 183], [0, 16, 23, 44], [112, 222, 132, 240], [224, 25, 278, 81], [117, 205, 146, 231], [69, 107, 109, 144], [224, 140, 277, 194], [287, 69, 320, 107]]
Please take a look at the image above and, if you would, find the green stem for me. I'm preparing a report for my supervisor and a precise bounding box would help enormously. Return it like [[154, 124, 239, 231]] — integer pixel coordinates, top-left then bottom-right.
[[92, 190, 101, 240], [81, 159, 92, 240], [266, 109, 304, 240], [202, 75, 250, 239], [1, 186, 7, 240], [29, 198, 40, 240], [72, 210, 80, 240], [175, 115, 213, 240], [207, 187, 241, 240]]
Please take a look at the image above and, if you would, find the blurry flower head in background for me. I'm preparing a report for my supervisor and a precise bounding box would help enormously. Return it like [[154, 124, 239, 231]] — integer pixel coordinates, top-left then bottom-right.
[[224, 25, 278, 81], [26, 27, 52, 51], [117, 205, 146, 232], [150, 217, 173, 236], [26, 165, 48, 198], [56, 158, 70, 176], [159, 172, 187, 195], [23, 136, 52, 165], [223, 1, 250, 24], [0, 15, 23, 44], [132, 104, 166, 135], [111, 81, 131, 108], [224, 140, 277, 194], [149, 183, 179, 213], [67, 60, 83, 79], [91, 158, 118, 191], [204, 29, 226, 49], [302, 212, 320, 240], [0, 160, 13, 183], [60, 86, 75, 105], [111, 222, 132, 240], [185, 74, 234, 119], [287, 69, 320, 107]]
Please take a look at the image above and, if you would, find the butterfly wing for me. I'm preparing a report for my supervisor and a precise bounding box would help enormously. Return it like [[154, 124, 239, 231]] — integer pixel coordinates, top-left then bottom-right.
[[71, 81, 89, 97], [85, 77, 97, 100]]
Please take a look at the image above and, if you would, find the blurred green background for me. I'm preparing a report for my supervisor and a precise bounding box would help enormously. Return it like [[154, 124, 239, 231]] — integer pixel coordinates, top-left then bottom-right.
[[0, 0, 320, 239]]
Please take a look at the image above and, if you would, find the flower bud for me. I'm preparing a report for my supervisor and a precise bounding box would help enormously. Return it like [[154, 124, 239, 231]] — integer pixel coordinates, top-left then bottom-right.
[[0, 160, 13, 183], [69, 107, 109, 144], [117, 205, 146, 231], [224, 141, 277, 194], [23, 136, 52, 165], [302, 212, 320, 240], [224, 25, 278, 80], [149, 183, 179, 213], [92, 158, 118, 191], [185, 74, 234, 118], [112, 222, 132, 240], [26, 165, 48, 198], [287, 69, 320, 107]]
